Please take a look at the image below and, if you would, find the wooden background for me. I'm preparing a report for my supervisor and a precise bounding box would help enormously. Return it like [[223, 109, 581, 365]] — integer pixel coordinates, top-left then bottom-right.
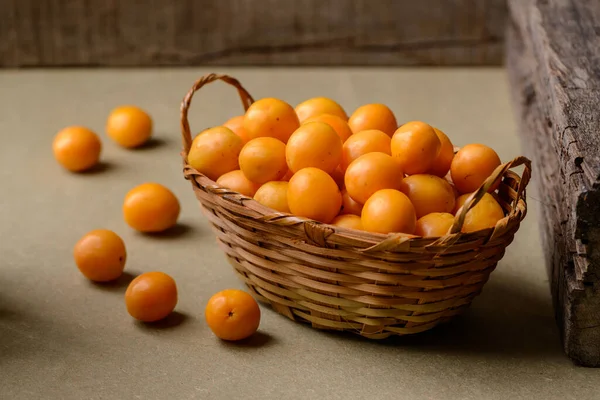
[[0, 0, 507, 67]]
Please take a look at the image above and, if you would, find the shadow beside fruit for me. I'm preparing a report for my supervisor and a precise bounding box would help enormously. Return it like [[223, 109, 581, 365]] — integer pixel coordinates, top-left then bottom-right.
[[76, 161, 116, 175], [136, 311, 189, 330], [128, 137, 168, 151], [217, 331, 276, 350], [139, 222, 194, 240], [88, 271, 138, 292]]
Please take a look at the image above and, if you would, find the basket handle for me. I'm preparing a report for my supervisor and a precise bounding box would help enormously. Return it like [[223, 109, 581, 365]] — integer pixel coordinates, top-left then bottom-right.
[[450, 155, 532, 234], [180, 73, 255, 154]]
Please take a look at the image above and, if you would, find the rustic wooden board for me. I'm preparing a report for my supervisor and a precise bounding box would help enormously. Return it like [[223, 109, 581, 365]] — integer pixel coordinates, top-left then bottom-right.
[[0, 0, 506, 67], [507, 0, 600, 367]]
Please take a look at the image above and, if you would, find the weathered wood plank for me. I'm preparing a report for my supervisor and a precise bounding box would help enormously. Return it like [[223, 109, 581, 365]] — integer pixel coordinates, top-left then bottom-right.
[[0, 0, 506, 67], [507, 0, 600, 367]]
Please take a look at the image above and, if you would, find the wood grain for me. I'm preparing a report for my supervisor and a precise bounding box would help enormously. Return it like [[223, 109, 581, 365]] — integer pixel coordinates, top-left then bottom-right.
[[507, 0, 600, 367], [0, 0, 506, 67]]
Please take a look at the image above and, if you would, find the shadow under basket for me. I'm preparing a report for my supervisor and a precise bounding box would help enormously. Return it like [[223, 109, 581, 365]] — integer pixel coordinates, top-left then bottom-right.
[[180, 73, 532, 339]]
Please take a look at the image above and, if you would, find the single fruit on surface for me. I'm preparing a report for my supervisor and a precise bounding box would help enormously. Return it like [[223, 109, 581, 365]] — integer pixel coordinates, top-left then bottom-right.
[[304, 113, 353, 143], [73, 229, 126, 282], [428, 127, 455, 177], [106, 105, 153, 148], [216, 170, 260, 197], [459, 193, 505, 233], [254, 181, 290, 213], [331, 214, 363, 230], [361, 189, 416, 234], [187, 126, 243, 181], [415, 213, 455, 237], [52, 126, 102, 172], [391, 121, 441, 175], [287, 167, 342, 223], [205, 289, 261, 341], [123, 183, 180, 233], [450, 143, 502, 194], [340, 188, 363, 216], [399, 174, 456, 218], [243, 98, 299, 143], [125, 272, 178, 322], [239, 137, 288, 185], [223, 115, 250, 144], [348, 104, 397, 137], [286, 121, 342, 175], [341, 129, 391, 171], [295, 97, 348, 123], [345, 152, 403, 204]]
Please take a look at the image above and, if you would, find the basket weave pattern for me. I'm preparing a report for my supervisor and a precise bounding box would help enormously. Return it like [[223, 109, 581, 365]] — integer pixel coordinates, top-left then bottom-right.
[[180, 74, 532, 339]]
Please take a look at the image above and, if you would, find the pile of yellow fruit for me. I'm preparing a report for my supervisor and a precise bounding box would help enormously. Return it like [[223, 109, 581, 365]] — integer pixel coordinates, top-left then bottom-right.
[[187, 97, 505, 237]]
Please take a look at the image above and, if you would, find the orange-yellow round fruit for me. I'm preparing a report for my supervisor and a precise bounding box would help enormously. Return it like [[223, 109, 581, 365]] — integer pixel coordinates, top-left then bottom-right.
[[106, 106, 153, 148], [460, 193, 505, 233], [345, 152, 403, 204], [415, 213, 455, 237], [254, 181, 290, 213], [361, 189, 416, 234], [331, 214, 363, 230], [52, 126, 102, 172], [187, 126, 243, 181], [125, 272, 178, 322], [340, 188, 363, 216], [286, 122, 342, 175], [295, 97, 348, 122], [73, 229, 126, 282], [205, 289, 261, 341], [243, 98, 300, 143], [216, 170, 260, 197], [391, 121, 441, 175], [341, 129, 391, 171], [399, 174, 456, 218], [454, 192, 473, 215], [304, 114, 353, 143], [451, 144, 502, 194], [288, 167, 342, 223], [223, 115, 250, 144], [330, 165, 345, 189], [428, 127, 455, 177], [123, 183, 180, 233], [348, 104, 397, 137], [239, 137, 288, 185], [281, 169, 294, 182]]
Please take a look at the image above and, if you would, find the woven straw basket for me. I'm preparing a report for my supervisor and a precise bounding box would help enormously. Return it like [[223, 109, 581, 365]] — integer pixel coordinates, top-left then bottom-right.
[[180, 73, 532, 339]]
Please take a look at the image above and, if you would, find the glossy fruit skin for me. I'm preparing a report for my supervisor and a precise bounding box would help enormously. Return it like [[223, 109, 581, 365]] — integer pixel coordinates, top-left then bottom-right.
[[53, 126, 102, 172], [287, 167, 342, 224], [123, 183, 180, 233], [243, 98, 300, 143], [340, 188, 363, 216], [399, 174, 456, 218], [187, 126, 243, 181], [345, 152, 404, 204], [205, 289, 261, 341], [348, 104, 397, 137], [361, 189, 416, 234], [295, 97, 348, 123], [216, 170, 260, 197], [286, 121, 342, 175], [341, 129, 391, 171], [281, 169, 294, 182], [331, 214, 363, 230], [428, 127, 455, 178], [304, 114, 353, 143], [125, 272, 178, 322], [223, 115, 250, 144], [239, 137, 288, 185], [460, 193, 505, 233], [454, 192, 473, 215], [391, 121, 441, 175], [254, 181, 290, 213], [451, 144, 502, 194], [415, 212, 455, 237], [106, 106, 153, 148], [73, 229, 126, 282]]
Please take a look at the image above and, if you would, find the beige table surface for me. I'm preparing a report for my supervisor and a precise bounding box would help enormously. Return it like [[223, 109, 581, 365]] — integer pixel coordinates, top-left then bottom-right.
[[1, 68, 598, 400]]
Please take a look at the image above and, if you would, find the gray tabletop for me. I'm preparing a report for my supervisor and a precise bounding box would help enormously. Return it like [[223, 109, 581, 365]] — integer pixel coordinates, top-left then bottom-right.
[[1, 68, 598, 400]]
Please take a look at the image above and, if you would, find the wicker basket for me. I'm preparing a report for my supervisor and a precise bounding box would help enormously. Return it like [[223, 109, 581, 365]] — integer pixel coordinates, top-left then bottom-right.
[[180, 73, 532, 339]]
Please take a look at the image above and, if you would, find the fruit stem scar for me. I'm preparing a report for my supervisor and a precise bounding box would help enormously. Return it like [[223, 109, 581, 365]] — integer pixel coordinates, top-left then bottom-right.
[[228, 311, 234, 317]]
